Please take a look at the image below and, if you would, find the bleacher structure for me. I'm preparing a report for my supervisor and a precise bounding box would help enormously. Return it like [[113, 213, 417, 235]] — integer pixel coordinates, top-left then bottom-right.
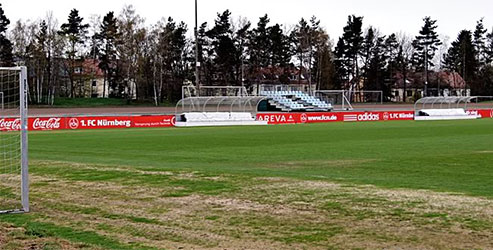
[[175, 86, 338, 127], [260, 91, 333, 112], [414, 96, 492, 121]]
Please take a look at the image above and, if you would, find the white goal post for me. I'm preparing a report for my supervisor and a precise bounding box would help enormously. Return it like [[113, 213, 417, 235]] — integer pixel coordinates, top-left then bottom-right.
[[0, 66, 29, 214]]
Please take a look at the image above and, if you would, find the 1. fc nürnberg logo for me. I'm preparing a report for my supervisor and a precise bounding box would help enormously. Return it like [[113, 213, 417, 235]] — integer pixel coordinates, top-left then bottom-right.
[[68, 118, 80, 129], [300, 113, 308, 123], [383, 112, 390, 121], [32, 118, 61, 130]]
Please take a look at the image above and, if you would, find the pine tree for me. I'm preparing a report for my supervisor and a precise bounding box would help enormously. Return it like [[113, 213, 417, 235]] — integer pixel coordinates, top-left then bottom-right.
[[384, 33, 399, 99], [59, 9, 89, 97], [269, 24, 292, 67], [234, 19, 250, 87], [487, 31, 493, 65], [473, 18, 487, 66], [97, 11, 119, 98], [443, 30, 479, 93], [361, 27, 376, 87], [248, 14, 271, 73], [334, 15, 364, 88], [0, 4, 13, 66], [412, 16, 442, 95], [292, 18, 311, 85], [206, 10, 238, 85], [32, 20, 49, 103]]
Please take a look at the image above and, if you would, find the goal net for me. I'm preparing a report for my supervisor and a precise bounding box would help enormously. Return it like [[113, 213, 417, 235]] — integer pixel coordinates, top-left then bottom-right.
[[0, 67, 28, 214]]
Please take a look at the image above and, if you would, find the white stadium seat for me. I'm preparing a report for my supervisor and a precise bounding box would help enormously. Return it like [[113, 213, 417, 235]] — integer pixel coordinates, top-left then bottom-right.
[[260, 91, 333, 112]]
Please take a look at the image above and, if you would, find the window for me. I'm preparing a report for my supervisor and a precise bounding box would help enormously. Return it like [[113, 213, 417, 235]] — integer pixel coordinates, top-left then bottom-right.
[[74, 67, 82, 74], [394, 91, 399, 97], [92, 81, 97, 87], [406, 90, 413, 97]]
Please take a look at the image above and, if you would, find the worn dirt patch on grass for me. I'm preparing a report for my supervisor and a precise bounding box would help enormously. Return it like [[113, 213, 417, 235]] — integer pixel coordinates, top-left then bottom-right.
[[0, 223, 81, 250], [260, 159, 375, 169], [5, 160, 493, 249], [476, 151, 493, 154]]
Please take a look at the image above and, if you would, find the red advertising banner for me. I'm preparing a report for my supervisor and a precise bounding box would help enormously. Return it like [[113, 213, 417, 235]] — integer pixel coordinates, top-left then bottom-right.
[[0, 109, 489, 131], [65, 115, 175, 130], [467, 109, 493, 119], [132, 115, 176, 128], [256, 111, 415, 125], [0, 115, 176, 131], [29, 117, 64, 131], [0, 118, 21, 131]]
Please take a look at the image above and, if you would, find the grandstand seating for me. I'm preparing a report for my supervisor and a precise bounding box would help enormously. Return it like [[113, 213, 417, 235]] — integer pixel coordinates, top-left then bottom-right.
[[415, 108, 481, 120], [260, 91, 333, 112]]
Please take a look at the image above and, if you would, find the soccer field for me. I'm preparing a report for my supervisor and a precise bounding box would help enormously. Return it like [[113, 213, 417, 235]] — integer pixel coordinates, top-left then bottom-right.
[[1, 120, 493, 249]]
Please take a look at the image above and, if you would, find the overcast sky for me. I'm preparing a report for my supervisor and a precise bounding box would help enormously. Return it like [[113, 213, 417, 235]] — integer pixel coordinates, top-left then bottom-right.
[[2, 0, 492, 42]]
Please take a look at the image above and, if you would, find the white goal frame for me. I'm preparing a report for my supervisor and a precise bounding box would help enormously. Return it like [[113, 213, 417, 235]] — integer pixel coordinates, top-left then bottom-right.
[[0, 66, 29, 214]]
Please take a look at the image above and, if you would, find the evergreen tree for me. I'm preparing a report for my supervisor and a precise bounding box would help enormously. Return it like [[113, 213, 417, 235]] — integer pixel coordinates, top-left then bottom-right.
[[196, 22, 213, 85], [384, 33, 399, 99], [334, 15, 364, 88], [234, 20, 250, 87], [268, 24, 292, 67], [59, 9, 89, 97], [248, 14, 271, 69], [0, 4, 13, 66], [97, 11, 119, 98], [32, 20, 50, 103], [366, 35, 387, 92], [443, 30, 479, 92], [412, 16, 441, 95], [473, 18, 487, 66], [206, 10, 238, 85], [487, 30, 493, 65], [361, 27, 376, 86], [292, 18, 311, 85]]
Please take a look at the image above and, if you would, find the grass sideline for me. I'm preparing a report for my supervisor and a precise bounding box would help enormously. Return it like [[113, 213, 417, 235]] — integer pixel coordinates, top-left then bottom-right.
[[1, 119, 493, 249]]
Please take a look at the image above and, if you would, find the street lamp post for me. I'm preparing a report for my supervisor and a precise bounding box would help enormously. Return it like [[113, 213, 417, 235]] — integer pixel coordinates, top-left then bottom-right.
[[424, 44, 428, 97], [194, 0, 200, 96]]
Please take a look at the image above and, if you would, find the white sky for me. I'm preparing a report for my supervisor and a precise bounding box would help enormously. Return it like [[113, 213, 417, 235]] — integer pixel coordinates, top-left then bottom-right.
[[2, 0, 492, 42]]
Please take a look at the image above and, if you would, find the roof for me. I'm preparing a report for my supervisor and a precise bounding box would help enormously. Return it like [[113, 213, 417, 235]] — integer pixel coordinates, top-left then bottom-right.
[[393, 71, 466, 89], [76, 59, 104, 78]]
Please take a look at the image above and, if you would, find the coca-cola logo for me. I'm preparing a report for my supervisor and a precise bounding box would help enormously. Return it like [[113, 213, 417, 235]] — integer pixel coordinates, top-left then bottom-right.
[[32, 118, 61, 130], [68, 118, 79, 129], [0, 118, 21, 130]]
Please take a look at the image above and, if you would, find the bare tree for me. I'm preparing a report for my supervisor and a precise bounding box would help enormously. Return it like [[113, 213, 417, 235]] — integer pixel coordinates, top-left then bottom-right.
[[117, 5, 145, 100], [396, 33, 415, 102]]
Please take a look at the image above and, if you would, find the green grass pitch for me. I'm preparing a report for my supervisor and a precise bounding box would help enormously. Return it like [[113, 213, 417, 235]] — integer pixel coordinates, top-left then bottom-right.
[[1, 119, 493, 249]]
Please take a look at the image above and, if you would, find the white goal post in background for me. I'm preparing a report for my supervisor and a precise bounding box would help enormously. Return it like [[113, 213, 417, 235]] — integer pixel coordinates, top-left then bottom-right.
[[0, 66, 29, 214]]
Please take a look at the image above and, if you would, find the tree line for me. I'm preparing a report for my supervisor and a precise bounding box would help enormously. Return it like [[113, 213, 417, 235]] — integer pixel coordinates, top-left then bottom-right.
[[0, 4, 492, 104]]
